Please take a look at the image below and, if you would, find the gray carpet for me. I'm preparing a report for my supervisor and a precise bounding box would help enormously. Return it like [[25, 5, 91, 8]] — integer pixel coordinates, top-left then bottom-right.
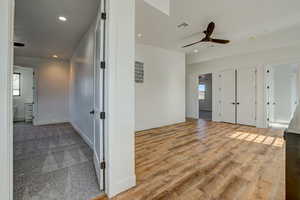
[[199, 110, 212, 121], [13, 123, 100, 200]]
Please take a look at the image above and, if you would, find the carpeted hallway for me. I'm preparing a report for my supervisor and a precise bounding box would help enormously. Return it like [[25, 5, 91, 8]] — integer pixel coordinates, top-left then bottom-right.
[[13, 123, 100, 200]]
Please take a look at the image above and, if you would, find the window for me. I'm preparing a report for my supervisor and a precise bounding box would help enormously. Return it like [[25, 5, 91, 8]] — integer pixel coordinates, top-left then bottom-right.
[[13, 73, 21, 96], [198, 83, 206, 100]]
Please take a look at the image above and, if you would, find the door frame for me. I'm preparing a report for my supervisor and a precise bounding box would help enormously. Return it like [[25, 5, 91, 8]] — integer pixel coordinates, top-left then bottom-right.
[[92, 0, 106, 191], [197, 73, 213, 120], [32, 68, 38, 125], [0, 0, 14, 199]]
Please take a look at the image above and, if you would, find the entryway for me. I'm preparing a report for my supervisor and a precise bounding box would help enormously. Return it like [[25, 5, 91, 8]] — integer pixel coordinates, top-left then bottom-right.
[[198, 73, 212, 120], [266, 63, 299, 128], [13, 66, 35, 125], [12, 0, 106, 199]]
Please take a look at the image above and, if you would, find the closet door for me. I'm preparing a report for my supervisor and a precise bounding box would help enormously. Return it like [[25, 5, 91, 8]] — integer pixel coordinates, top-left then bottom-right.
[[236, 68, 256, 126], [220, 69, 236, 124]]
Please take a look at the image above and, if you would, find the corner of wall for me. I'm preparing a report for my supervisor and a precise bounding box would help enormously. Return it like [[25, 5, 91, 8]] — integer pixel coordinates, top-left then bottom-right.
[[70, 121, 94, 149]]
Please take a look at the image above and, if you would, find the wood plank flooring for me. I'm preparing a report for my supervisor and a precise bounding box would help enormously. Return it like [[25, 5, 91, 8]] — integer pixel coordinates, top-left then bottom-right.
[[102, 119, 285, 200]]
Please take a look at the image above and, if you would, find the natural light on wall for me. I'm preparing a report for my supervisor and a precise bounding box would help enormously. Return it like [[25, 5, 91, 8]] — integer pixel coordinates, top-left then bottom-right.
[[144, 0, 170, 16]]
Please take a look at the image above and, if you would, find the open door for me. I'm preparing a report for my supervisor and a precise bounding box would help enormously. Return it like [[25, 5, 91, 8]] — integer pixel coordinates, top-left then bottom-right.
[[93, 0, 106, 191]]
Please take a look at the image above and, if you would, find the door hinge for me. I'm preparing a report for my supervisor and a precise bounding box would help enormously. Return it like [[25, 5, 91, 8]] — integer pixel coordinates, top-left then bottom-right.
[[100, 61, 106, 69], [100, 112, 105, 119], [100, 161, 106, 169], [101, 12, 107, 20]]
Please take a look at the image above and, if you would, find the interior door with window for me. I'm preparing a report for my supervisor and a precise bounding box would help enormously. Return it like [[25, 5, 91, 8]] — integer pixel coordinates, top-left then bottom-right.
[[93, 3, 105, 191], [220, 69, 236, 123], [236, 68, 256, 126]]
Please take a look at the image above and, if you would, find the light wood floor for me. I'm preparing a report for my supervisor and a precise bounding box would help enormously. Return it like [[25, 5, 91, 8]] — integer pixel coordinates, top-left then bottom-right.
[[98, 119, 285, 200]]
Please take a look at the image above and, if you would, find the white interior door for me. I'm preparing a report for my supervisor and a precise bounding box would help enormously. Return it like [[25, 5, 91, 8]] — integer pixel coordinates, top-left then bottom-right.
[[93, 4, 105, 191], [220, 69, 236, 124], [236, 68, 256, 126]]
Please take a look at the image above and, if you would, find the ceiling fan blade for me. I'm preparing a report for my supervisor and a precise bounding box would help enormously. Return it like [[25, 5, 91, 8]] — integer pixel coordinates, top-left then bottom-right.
[[182, 40, 204, 48], [211, 38, 230, 44], [205, 22, 215, 37]]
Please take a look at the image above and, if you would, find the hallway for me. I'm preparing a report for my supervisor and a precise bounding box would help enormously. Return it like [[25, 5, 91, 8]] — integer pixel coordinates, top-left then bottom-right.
[[13, 123, 100, 200]]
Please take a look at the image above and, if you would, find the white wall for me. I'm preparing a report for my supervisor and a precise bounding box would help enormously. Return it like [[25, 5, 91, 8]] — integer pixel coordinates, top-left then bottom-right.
[[14, 56, 70, 125], [186, 44, 300, 128], [69, 23, 95, 148], [105, 0, 136, 197], [13, 66, 33, 121], [0, 0, 13, 199], [135, 44, 186, 131], [296, 65, 300, 102]]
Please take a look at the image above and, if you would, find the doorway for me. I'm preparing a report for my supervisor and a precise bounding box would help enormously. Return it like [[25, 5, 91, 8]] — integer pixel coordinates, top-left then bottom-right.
[[12, 0, 105, 199], [198, 73, 212, 120], [218, 68, 257, 126], [13, 66, 34, 124], [266, 64, 299, 128]]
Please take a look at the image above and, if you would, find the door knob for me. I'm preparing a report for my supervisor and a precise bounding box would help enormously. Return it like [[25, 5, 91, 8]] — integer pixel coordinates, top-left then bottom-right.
[[90, 110, 95, 115], [231, 102, 236, 105], [236, 102, 240, 105]]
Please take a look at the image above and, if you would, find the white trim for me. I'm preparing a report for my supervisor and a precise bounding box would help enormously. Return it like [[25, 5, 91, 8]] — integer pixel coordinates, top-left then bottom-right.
[[34, 120, 69, 126], [70, 121, 94, 149], [107, 175, 136, 198], [0, 0, 14, 199], [93, 152, 102, 188]]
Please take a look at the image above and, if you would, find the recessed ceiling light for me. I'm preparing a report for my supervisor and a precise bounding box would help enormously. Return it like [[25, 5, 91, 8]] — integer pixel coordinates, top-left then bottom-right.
[[53, 55, 58, 58], [58, 16, 67, 22], [137, 33, 142, 38], [194, 49, 199, 53]]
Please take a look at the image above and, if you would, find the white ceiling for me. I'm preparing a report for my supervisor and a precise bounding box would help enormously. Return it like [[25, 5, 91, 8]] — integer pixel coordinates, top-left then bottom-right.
[[136, 0, 300, 62], [14, 0, 300, 62], [14, 0, 99, 60]]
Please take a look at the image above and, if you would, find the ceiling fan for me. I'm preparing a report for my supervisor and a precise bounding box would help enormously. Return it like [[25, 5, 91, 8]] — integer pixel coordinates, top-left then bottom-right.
[[182, 22, 230, 48]]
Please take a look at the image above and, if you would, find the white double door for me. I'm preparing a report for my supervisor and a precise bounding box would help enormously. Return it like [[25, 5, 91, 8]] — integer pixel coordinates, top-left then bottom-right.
[[220, 68, 256, 126]]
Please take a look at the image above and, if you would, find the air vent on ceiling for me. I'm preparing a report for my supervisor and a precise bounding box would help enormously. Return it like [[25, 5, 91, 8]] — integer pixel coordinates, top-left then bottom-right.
[[177, 22, 189, 28], [14, 42, 25, 47]]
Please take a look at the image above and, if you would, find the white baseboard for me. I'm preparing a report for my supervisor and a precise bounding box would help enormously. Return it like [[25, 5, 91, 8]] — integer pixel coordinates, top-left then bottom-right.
[[34, 119, 69, 126], [135, 119, 186, 132], [107, 175, 136, 198], [70, 121, 93, 149]]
